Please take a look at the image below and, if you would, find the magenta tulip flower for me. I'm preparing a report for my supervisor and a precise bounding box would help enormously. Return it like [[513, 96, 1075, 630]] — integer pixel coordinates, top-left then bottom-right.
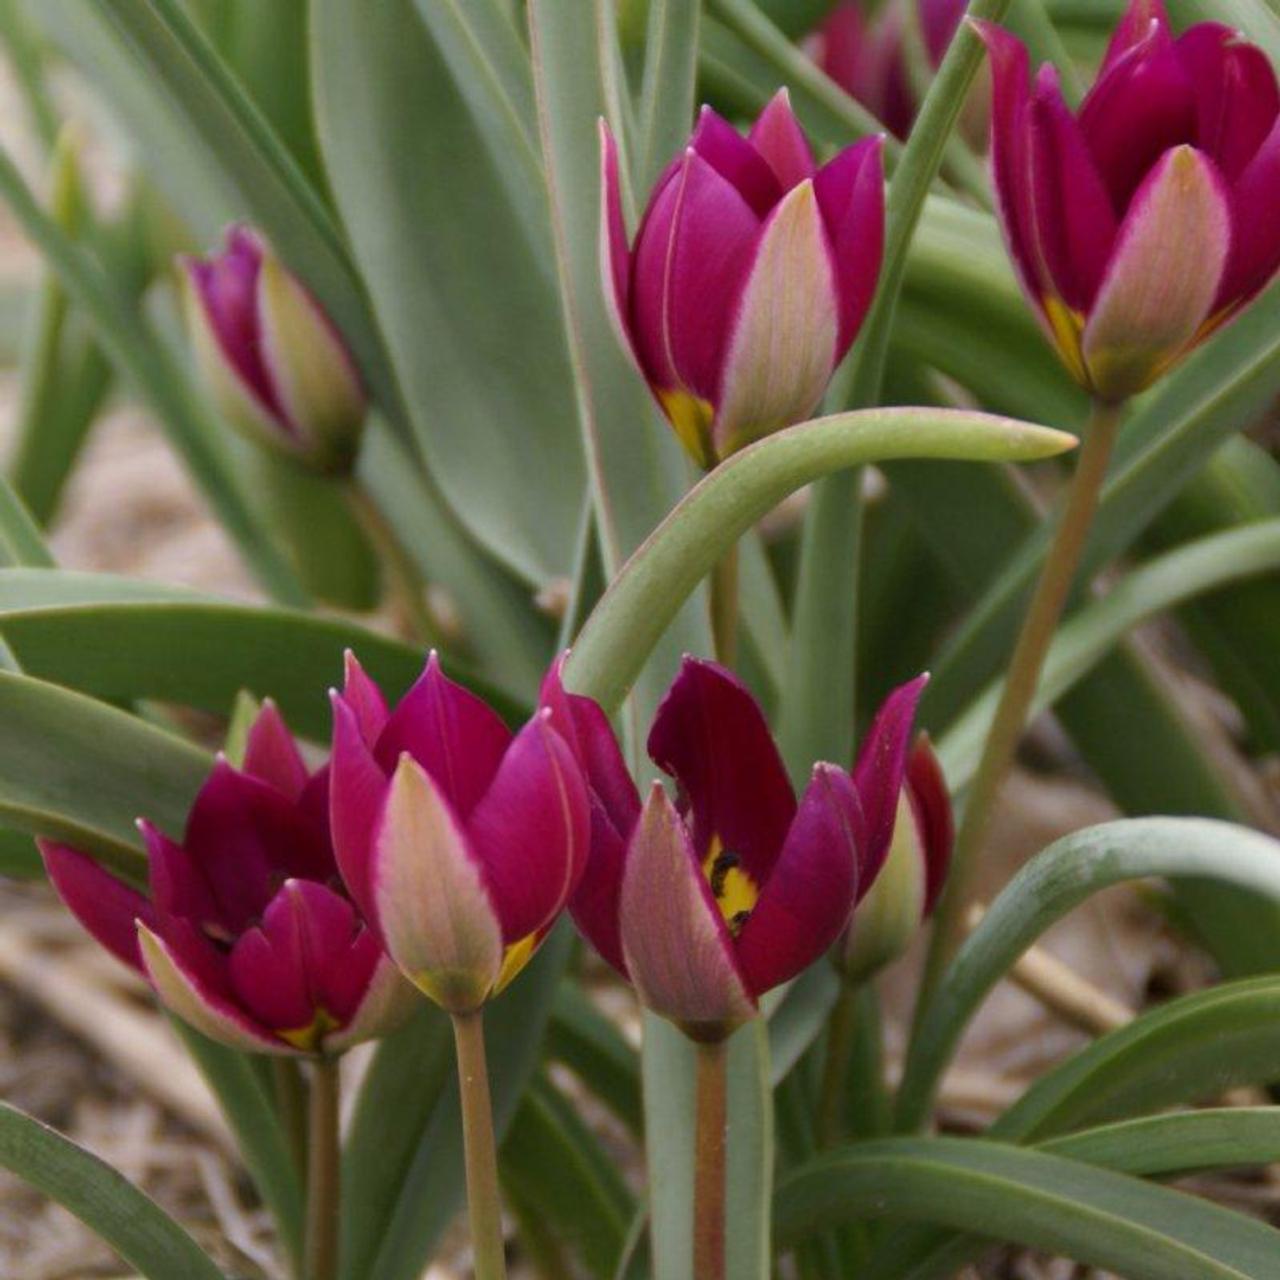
[[811, 0, 968, 139], [40, 703, 414, 1056], [601, 90, 884, 468], [545, 657, 926, 1041], [839, 732, 954, 980], [181, 226, 366, 473], [977, 0, 1280, 402], [329, 652, 589, 1014]]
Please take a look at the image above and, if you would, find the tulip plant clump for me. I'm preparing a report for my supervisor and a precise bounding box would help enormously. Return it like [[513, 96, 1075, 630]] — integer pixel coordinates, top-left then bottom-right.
[[0, 1, 1279, 1278]]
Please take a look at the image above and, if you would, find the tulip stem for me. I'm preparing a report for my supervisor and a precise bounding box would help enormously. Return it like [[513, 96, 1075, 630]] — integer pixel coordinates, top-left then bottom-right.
[[303, 1056, 341, 1280], [452, 1011, 507, 1280], [345, 480, 441, 647], [694, 1037, 729, 1280], [916, 399, 1123, 1013], [817, 981, 858, 1147], [710, 543, 739, 666]]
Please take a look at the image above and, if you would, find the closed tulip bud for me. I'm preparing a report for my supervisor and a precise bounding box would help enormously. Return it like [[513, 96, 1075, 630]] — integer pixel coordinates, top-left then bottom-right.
[[809, 0, 969, 140], [977, 0, 1280, 402], [40, 703, 415, 1056], [838, 734, 953, 982], [601, 91, 884, 468], [180, 225, 367, 474], [329, 651, 589, 1014], [550, 657, 926, 1042]]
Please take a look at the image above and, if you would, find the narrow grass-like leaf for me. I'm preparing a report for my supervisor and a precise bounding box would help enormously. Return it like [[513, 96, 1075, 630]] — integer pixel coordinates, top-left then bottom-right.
[[775, 1137, 1280, 1279], [0, 1102, 226, 1280], [547, 984, 642, 1136], [636, 0, 700, 188], [313, 0, 584, 585], [567, 409, 1074, 712], [897, 818, 1280, 1131], [939, 520, 1280, 786]]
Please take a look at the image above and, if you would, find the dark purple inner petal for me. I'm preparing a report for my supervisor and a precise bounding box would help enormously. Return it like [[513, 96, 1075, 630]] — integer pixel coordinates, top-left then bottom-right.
[[691, 107, 784, 216]]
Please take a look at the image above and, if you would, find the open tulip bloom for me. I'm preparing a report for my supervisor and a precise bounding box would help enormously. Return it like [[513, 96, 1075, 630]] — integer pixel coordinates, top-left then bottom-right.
[[978, 0, 1280, 402], [548, 656, 927, 1042], [40, 703, 414, 1057], [329, 651, 590, 1014], [601, 90, 885, 468]]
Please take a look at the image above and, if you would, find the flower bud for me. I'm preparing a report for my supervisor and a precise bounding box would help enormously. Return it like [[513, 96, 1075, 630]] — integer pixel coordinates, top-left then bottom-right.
[[838, 734, 953, 982], [180, 225, 366, 474], [40, 702, 415, 1056], [601, 91, 884, 467], [977, 1, 1280, 401], [329, 652, 590, 1014]]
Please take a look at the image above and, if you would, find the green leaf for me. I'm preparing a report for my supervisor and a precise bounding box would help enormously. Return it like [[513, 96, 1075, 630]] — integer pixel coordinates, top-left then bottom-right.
[[0, 668, 209, 870], [566, 408, 1075, 713], [312, 0, 584, 585], [0, 570, 527, 739], [0, 474, 53, 570], [0, 1102, 225, 1279], [992, 976, 1280, 1142], [42, 0, 404, 423], [0, 139, 308, 606], [168, 1019, 304, 1273], [501, 1075, 636, 1279], [635, 0, 700, 188], [938, 519, 1280, 788], [897, 817, 1280, 1131], [774, 1136, 1280, 1280], [547, 983, 642, 1136], [527, 0, 711, 752]]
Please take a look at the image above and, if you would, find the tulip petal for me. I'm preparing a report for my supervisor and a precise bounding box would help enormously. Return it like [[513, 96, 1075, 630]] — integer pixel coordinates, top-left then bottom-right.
[[629, 149, 760, 405], [690, 106, 784, 216], [852, 674, 928, 890], [40, 841, 152, 971], [1098, 0, 1169, 77], [735, 765, 861, 998], [342, 649, 389, 745], [619, 785, 754, 1036], [371, 754, 503, 1012], [974, 21, 1043, 304], [539, 655, 640, 839], [256, 247, 365, 451], [138, 920, 289, 1055], [1079, 20, 1196, 211], [1082, 146, 1230, 401], [1176, 24, 1279, 182], [1028, 66, 1117, 311], [142, 819, 223, 934], [648, 657, 795, 887], [747, 90, 815, 190], [569, 797, 631, 976], [228, 881, 379, 1048], [712, 179, 841, 457], [907, 736, 954, 915], [326, 951, 419, 1052], [179, 226, 284, 430], [184, 759, 335, 930], [329, 692, 391, 930], [1219, 117, 1280, 305], [813, 137, 885, 352], [375, 652, 511, 819], [921, 0, 966, 65], [242, 700, 309, 800], [466, 713, 589, 943], [598, 120, 640, 371]]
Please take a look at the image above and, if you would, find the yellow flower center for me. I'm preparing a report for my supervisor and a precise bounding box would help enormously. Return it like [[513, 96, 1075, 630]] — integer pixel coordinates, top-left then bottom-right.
[[657, 388, 716, 469], [493, 932, 539, 996], [279, 1006, 340, 1053], [1042, 295, 1089, 388], [703, 834, 759, 937]]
